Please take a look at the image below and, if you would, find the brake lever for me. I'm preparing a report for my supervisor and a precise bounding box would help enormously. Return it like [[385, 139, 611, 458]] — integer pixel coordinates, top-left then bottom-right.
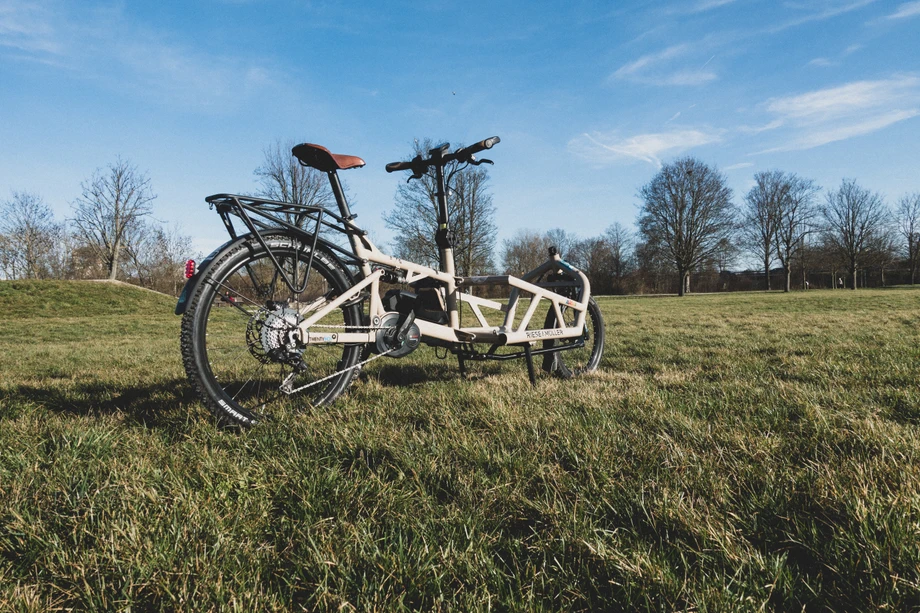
[[469, 157, 494, 166]]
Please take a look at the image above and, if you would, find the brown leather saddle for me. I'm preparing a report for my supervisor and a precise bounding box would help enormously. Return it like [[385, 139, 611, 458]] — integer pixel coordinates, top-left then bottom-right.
[[292, 143, 365, 172]]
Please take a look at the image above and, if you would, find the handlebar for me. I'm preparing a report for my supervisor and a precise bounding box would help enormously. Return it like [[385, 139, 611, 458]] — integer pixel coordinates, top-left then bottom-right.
[[453, 136, 500, 160], [385, 160, 417, 173], [386, 136, 500, 174]]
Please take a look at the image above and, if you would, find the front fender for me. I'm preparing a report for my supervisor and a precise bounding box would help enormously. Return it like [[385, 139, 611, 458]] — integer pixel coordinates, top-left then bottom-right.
[[174, 230, 357, 315]]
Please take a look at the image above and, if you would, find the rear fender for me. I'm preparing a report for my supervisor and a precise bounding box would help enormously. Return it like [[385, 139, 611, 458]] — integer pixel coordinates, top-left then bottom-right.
[[174, 231, 354, 315]]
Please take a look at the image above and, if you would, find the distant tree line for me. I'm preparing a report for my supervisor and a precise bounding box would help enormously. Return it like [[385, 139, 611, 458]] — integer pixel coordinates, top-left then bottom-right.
[[386, 148, 919, 295], [5, 145, 918, 298], [0, 158, 194, 295]]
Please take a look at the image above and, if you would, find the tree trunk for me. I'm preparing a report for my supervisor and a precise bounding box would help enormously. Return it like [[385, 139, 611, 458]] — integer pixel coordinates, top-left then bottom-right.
[[677, 268, 686, 296], [684, 272, 691, 295], [784, 267, 791, 292], [850, 265, 858, 290], [108, 239, 120, 281], [764, 256, 771, 291]]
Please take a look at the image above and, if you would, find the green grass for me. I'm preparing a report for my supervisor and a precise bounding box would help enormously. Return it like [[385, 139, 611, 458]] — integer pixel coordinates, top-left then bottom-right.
[[2, 280, 920, 611]]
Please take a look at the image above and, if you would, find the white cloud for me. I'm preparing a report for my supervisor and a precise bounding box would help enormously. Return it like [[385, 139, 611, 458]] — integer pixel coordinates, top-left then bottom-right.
[[0, 2, 280, 110], [738, 119, 784, 134], [724, 162, 754, 170], [765, 76, 919, 122], [658, 70, 718, 86], [691, 0, 737, 11], [807, 57, 836, 67], [663, 0, 737, 14], [885, 1, 920, 19], [806, 44, 862, 68], [113, 34, 279, 107], [0, 1, 63, 55], [614, 44, 690, 78], [754, 75, 920, 151], [613, 43, 717, 86], [570, 129, 722, 167], [761, 109, 920, 152], [770, 0, 879, 31]]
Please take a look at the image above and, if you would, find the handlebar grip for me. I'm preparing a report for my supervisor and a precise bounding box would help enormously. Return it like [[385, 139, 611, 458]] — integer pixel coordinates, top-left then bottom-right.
[[386, 161, 414, 173], [479, 136, 500, 151], [455, 136, 501, 160], [469, 136, 500, 155]]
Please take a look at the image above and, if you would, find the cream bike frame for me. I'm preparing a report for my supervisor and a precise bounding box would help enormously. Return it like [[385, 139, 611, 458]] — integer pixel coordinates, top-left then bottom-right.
[[177, 136, 599, 419]]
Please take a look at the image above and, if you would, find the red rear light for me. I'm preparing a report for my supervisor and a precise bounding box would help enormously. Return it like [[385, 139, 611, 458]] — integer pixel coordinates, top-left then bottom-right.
[[185, 259, 196, 279]]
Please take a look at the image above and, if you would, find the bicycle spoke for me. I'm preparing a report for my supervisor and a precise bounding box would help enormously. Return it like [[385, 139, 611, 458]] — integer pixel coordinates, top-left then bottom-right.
[[229, 360, 266, 401], [188, 241, 363, 425], [208, 279, 262, 312]]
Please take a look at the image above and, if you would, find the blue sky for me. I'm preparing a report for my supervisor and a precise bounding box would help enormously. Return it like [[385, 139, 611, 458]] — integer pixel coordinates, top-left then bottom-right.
[[1, 0, 919, 256]]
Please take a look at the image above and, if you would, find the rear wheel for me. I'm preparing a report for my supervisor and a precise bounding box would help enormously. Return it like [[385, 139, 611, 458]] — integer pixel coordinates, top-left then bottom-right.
[[180, 235, 363, 426], [542, 296, 604, 378]]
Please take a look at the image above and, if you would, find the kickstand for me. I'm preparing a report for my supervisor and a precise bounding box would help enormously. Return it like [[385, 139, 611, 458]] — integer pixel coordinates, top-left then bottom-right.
[[458, 353, 468, 378], [523, 344, 537, 387]]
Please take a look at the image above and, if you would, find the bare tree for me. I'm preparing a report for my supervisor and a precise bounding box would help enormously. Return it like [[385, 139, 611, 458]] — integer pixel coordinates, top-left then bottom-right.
[[604, 222, 635, 283], [71, 158, 156, 280], [545, 228, 577, 260], [0, 191, 66, 279], [501, 229, 552, 276], [820, 179, 890, 290], [742, 171, 784, 290], [774, 174, 818, 292], [0, 235, 12, 279], [121, 220, 155, 286], [637, 157, 736, 296], [568, 237, 611, 289], [896, 193, 920, 284], [448, 166, 497, 276], [121, 220, 193, 293], [569, 223, 635, 295], [869, 230, 899, 287], [501, 225, 633, 295], [634, 237, 671, 294], [254, 140, 334, 227], [67, 241, 108, 280], [384, 138, 497, 276], [712, 237, 740, 274]]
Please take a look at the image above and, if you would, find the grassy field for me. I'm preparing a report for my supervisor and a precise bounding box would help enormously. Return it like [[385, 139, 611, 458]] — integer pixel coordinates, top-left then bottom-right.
[[1, 280, 919, 611]]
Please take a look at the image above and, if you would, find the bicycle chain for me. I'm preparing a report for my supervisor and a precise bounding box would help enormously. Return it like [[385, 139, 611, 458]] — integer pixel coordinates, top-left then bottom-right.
[[280, 344, 395, 395], [279, 321, 395, 395]]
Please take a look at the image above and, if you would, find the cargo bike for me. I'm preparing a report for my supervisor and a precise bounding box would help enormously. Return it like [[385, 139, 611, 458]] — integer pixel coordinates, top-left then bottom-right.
[[177, 136, 604, 426]]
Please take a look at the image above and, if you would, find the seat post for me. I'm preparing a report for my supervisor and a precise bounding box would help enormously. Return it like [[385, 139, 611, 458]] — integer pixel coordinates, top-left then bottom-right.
[[326, 171, 353, 220]]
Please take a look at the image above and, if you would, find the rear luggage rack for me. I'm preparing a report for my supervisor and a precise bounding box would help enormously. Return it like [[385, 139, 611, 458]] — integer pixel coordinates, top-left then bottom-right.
[[206, 194, 363, 293]]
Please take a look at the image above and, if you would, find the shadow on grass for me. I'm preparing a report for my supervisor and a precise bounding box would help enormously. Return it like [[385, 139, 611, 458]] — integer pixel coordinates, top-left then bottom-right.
[[2, 379, 202, 429], [368, 362, 509, 387]]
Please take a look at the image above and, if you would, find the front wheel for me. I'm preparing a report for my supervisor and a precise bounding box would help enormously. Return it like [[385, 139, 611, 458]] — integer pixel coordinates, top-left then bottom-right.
[[542, 297, 604, 378], [180, 235, 364, 427]]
